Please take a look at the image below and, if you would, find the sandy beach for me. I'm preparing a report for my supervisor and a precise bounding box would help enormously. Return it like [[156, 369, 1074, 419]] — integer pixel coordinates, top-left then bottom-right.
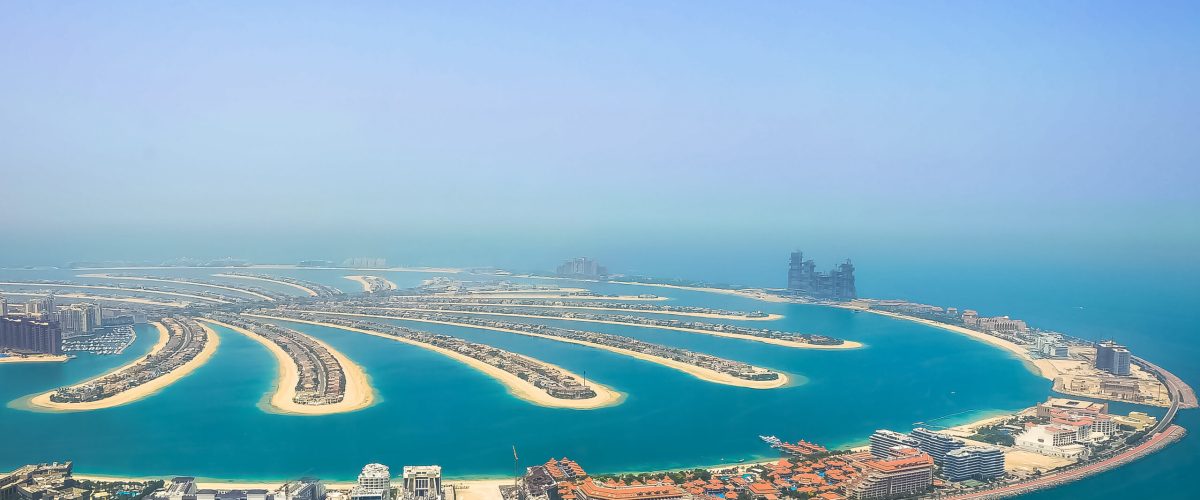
[[0, 282, 229, 303], [71, 475, 503, 500], [369, 307, 859, 350], [0, 291, 185, 307], [405, 301, 784, 321], [247, 314, 623, 409], [214, 274, 318, 296], [26, 321, 221, 412], [846, 307, 1053, 381], [79, 274, 277, 301], [0, 354, 70, 364], [297, 310, 789, 390], [344, 275, 398, 292], [199, 318, 375, 415]]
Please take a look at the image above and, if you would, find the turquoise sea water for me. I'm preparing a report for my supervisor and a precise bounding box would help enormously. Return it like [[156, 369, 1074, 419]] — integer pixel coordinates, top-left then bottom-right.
[[0, 264, 1195, 499]]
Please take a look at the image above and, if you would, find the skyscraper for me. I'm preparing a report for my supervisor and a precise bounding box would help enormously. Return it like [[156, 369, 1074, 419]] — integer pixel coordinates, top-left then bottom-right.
[[1095, 340, 1132, 376], [0, 316, 63, 355], [556, 257, 607, 278], [786, 250, 856, 300]]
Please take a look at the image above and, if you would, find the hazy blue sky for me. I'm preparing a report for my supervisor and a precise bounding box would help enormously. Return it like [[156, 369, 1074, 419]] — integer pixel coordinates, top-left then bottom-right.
[[2, 1, 1198, 275]]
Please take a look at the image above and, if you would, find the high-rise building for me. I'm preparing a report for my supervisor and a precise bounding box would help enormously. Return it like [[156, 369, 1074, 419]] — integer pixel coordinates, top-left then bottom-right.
[[401, 466, 442, 500], [910, 428, 965, 466], [351, 464, 392, 500], [848, 448, 935, 499], [1095, 340, 1132, 376], [57, 307, 87, 336], [786, 250, 856, 300], [0, 294, 8, 317], [0, 316, 63, 355], [26, 297, 54, 319], [556, 258, 607, 278], [942, 446, 1005, 482], [868, 430, 921, 459], [275, 478, 326, 500]]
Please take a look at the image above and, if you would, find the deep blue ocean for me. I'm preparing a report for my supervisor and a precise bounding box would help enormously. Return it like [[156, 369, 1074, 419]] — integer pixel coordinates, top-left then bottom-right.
[[0, 255, 1195, 499]]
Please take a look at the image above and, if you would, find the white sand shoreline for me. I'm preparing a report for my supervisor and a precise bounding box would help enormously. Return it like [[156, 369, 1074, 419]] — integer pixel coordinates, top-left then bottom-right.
[[249, 314, 623, 410], [344, 275, 398, 292], [398, 301, 784, 321], [198, 319, 375, 415]]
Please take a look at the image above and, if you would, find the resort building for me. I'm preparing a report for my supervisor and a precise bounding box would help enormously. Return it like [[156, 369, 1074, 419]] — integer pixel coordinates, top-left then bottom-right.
[[570, 478, 685, 500], [543, 458, 587, 481], [786, 251, 856, 301], [1014, 425, 1091, 460], [1095, 340, 1132, 376], [1035, 398, 1108, 418], [961, 311, 1028, 334], [556, 258, 607, 278], [158, 477, 198, 500], [909, 428, 965, 466], [942, 446, 1005, 482], [867, 430, 920, 459], [350, 464, 392, 500], [401, 466, 441, 500], [274, 478, 326, 500], [847, 449, 934, 499], [1114, 411, 1158, 432]]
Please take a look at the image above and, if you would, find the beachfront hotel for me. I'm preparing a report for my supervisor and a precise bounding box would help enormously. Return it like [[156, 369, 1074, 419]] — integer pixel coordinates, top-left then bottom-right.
[[568, 478, 685, 500], [400, 466, 441, 500], [847, 448, 934, 499], [786, 251, 856, 300], [867, 430, 921, 459], [350, 464, 392, 500]]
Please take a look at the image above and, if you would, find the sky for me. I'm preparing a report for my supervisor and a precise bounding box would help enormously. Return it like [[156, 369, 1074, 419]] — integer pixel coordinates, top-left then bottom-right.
[[1, 1, 1198, 276]]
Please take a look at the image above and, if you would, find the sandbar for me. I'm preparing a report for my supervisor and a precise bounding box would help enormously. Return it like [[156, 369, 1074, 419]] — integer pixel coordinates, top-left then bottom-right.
[[248, 314, 622, 409], [25, 321, 220, 411], [79, 274, 277, 301], [367, 307, 859, 350], [0, 282, 229, 304], [345, 275, 398, 292], [401, 301, 783, 321], [0, 354, 69, 364], [215, 274, 319, 296], [294, 310, 788, 389], [198, 318, 375, 415]]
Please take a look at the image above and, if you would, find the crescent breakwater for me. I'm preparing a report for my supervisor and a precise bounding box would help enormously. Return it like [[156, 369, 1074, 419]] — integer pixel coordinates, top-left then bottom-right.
[[248, 312, 621, 409], [267, 305, 789, 389]]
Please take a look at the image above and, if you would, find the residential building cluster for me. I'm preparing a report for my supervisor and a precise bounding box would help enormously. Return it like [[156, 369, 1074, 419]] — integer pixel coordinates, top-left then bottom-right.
[[869, 427, 1003, 484], [222, 273, 344, 298], [209, 314, 348, 405], [360, 301, 844, 346], [385, 297, 770, 320], [262, 310, 598, 400], [50, 316, 211, 403], [289, 305, 781, 383], [786, 251, 856, 301]]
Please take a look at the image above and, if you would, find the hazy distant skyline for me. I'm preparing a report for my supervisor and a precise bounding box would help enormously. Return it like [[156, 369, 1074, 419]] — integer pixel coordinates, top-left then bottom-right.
[[2, 1, 1198, 270]]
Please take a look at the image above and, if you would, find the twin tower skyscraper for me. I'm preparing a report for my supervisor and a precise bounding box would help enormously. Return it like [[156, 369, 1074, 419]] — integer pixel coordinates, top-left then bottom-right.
[[787, 250, 857, 301]]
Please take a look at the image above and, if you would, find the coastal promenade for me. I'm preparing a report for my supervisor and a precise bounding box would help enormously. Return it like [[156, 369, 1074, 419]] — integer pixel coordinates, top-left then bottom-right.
[[78, 274, 282, 301], [345, 275, 398, 293], [249, 313, 621, 409], [349, 304, 857, 349], [278, 307, 789, 389], [199, 316, 374, 415], [25, 318, 219, 411]]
